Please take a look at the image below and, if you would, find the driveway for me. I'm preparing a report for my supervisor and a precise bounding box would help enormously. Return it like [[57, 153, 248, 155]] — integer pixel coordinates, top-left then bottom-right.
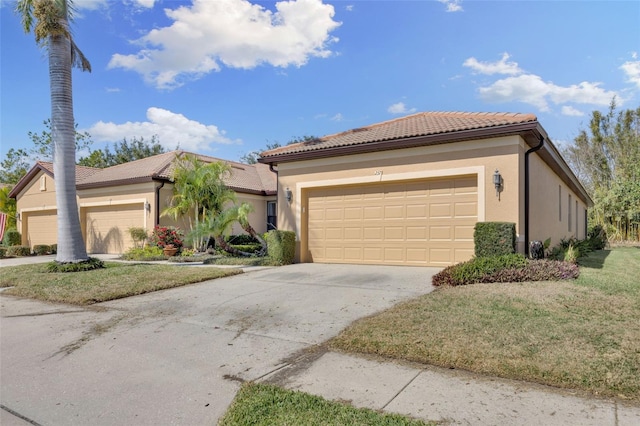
[[0, 263, 437, 425]]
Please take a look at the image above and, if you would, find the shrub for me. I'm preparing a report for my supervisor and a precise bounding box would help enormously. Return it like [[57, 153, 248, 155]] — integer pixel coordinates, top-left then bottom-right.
[[46, 257, 105, 273], [230, 243, 262, 254], [149, 226, 184, 250], [474, 222, 516, 257], [33, 244, 51, 255], [2, 229, 21, 247], [128, 227, 148, 248], [0, 247, 7, 258], [264, 230, 296, 265], [432, 254, 578, 286], [50, 244, 57, 254], [7, 245, 31, 257], [226, 234, 258, 245], [587, 225, 607, 250], [121, 246, 166, 261]]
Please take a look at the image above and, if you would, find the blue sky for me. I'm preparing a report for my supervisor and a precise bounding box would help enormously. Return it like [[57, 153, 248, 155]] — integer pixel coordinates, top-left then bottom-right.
[[1, 0, 639, 164]]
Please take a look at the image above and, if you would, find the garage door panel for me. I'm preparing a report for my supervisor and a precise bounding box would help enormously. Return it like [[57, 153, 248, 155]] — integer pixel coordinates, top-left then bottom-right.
[[26, 210, 58, 248], [307, 176, 477, 266], [85, 204, 143, 254]]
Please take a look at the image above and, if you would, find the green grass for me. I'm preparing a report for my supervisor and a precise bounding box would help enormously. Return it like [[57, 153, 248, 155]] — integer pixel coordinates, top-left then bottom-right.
[[204, 256, 279, 266], [330, 248, 640, 401], [219, 383, 432, 426], [0, 262, 242, 305]]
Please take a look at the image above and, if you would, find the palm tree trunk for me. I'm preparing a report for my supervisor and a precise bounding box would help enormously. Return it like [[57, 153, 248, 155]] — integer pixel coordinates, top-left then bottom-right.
[[240, 223, 267, 256], [214, 235, 252, 257], [50, 31, 88, 263]]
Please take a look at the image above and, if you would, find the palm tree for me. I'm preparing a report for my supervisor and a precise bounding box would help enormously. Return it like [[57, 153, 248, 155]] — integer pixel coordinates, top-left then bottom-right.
[[163, 154, 237, 250], [17, 0, 91, 263], [237, 202, 267, 256]]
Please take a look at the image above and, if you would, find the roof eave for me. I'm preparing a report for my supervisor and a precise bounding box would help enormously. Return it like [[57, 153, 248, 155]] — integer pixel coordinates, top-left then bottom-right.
[[76, 175, 169, 190], [258, 122, 540, 165], [8, 163, 54, 199]]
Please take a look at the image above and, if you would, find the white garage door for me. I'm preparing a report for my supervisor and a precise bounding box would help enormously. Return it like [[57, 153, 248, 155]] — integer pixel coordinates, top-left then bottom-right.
[[85, 204, 144, 254], [306, 176, 477, 266], [25, 210, 58, 248]]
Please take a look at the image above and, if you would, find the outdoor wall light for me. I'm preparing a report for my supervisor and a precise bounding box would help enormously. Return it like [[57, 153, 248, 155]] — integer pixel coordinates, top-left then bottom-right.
[[493, 169, 503, 199], [144, 201, 151, 212], [285, 187, 293, 203]]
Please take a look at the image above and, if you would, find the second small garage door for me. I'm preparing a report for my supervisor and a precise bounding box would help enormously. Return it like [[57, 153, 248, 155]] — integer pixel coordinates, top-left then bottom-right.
[[306, 176, 477, 266], [85, 204, 144, 254]]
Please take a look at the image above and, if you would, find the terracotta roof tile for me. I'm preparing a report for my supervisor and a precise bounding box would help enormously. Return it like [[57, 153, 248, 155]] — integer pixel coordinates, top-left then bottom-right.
[[260, 111, 538, 159]]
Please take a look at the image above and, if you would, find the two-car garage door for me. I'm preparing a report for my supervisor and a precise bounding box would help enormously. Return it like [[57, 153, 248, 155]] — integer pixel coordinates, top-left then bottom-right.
[[306, 176, 478, 266]]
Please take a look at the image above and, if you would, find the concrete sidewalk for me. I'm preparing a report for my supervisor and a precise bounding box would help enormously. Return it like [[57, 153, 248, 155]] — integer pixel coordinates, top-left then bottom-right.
[[264, 349, 640, 425]]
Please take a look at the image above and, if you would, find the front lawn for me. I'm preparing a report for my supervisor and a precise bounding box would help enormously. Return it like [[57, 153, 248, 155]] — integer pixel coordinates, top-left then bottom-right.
[[330, 247, 640, 401], [0, 263, 242, 305], [219, 383, 432, 426]]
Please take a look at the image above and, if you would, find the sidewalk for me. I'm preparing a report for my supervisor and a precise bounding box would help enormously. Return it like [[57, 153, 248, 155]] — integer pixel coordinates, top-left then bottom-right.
[[263, 350, 640, 425]]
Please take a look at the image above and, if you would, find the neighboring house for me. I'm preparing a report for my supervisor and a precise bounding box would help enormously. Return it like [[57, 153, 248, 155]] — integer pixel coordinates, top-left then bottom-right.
[[9, 151, 277, 254], [259, 111, 592, 267]]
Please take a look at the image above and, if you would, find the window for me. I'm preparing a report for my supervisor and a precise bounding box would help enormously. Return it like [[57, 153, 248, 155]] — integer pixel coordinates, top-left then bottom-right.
[[558, 186, 562, 221], [568, 194, 572, 232], [267, 201, 277, 230]]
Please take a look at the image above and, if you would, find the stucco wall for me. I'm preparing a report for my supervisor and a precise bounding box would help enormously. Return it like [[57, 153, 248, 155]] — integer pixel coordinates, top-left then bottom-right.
[[528, 153, 588, 246], [15, 171, 59, 246], [276, 136, 525, 261]]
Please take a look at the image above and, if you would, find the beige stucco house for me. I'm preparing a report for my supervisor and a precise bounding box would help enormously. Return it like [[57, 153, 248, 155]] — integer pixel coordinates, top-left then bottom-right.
[[9, 151, 277, 254], [259, 111, 592, 267]]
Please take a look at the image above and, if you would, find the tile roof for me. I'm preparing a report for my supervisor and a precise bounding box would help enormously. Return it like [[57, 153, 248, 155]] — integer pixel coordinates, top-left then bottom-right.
[[76, 150, 276, 195], [260, 111, 538, 159]]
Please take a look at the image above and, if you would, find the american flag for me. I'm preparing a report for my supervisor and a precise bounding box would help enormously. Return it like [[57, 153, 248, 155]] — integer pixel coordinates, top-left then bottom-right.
[[0, 212, 7, 243]]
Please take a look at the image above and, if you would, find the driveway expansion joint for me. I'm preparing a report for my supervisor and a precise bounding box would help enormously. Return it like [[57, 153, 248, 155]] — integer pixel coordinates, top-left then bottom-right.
[[1, 404, 43, 426]]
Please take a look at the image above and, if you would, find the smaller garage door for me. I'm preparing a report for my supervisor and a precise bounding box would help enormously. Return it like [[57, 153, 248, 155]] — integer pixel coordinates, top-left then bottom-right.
[[306, 176, 477, 266], [85, 204, 144, 254], [25, 210, 57, 248]]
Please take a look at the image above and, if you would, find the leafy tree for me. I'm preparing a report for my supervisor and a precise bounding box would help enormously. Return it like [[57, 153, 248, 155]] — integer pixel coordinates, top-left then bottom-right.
[[28, 118, 92, 160], [0, 186, 18, 229], [0, 149, 30, 185], [17, 0, 91, 263], [564, 100, 640, 241], [78, 136, 166, 168], [239, 135, 318, 164]]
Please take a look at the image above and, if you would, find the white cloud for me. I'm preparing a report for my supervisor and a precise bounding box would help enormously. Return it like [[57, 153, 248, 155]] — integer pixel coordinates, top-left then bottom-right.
[[477, 74, 618, 112], [463, 53, 522, 76], [74, 0, 108, 10], [86, 107, 239, 152], [133, 0, 156, 8], [345, 5, 354, 12], [387, 102, 417, 115], [331, 113, 344, 121], [620, 60, 640, 89], [438, 0, 463, 12], [105, 87, 121, 93], [561, 106, 584, 117], [109, 0, 341, 89]]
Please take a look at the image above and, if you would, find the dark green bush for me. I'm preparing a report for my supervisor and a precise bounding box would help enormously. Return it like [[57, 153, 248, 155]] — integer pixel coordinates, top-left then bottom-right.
[[587, 225, 607, 250], [226, 234, 258, 245], [33, 244, 51, 255], [50, 244, 57, 254], [2, 229, 21, 247], [264, 230, 296, 265], [230, 243, 262, 254], [7, 245, 31, 257], [474, 222, 516, 257], [0, 247, 7, 258], [46, 257, 105, 273], [431, 254, 579, 286]]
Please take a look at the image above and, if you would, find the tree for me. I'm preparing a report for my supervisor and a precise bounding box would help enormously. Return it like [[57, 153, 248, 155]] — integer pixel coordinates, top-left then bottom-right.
[[28, 118, 92, 160], [239, 135, 319, 164], [0, 186, 18, 229], [162, 154, 237, 250], [78, 136, 166, 168], [564, 100, 640, 241], [0, 148, 30, 185], [17, 0, 91, 263]]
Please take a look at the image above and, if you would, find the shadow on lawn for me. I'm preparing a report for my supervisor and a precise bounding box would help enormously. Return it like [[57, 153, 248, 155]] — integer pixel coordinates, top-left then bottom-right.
[[577, 249, 611, 269]]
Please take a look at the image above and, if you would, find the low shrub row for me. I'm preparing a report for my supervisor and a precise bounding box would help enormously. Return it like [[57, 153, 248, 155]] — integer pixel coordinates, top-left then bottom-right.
[[433, 255, 579, 287]]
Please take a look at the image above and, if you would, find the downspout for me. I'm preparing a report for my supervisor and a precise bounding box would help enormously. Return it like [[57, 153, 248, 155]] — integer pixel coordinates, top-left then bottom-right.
[[155, 181, 165, 226], [269, 163, 278, 230], [524, 135, 544, 256]]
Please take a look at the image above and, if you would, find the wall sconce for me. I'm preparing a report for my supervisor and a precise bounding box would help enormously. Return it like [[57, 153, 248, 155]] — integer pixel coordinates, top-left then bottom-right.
[[493, 169, 503, 199], [285, 187, 293, 203], [16, 212, 21, 221], [144, 201, 151, 212]]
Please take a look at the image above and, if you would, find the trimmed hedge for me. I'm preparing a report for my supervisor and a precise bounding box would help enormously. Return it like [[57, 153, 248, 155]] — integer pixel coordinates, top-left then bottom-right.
[[7, 245, 31, 257], [230, 243, 262, 254], [2, 229, 21, 247], [0, 247, 7, 258], [33, 244, 52, 255], [264, 230, 296, 265], [474, 222, 516, 257], [226, 234, 259, 245]]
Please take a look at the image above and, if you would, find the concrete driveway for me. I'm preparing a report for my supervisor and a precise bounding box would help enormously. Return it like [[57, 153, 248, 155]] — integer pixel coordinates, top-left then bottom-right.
[[0, 263, 437, 425]]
